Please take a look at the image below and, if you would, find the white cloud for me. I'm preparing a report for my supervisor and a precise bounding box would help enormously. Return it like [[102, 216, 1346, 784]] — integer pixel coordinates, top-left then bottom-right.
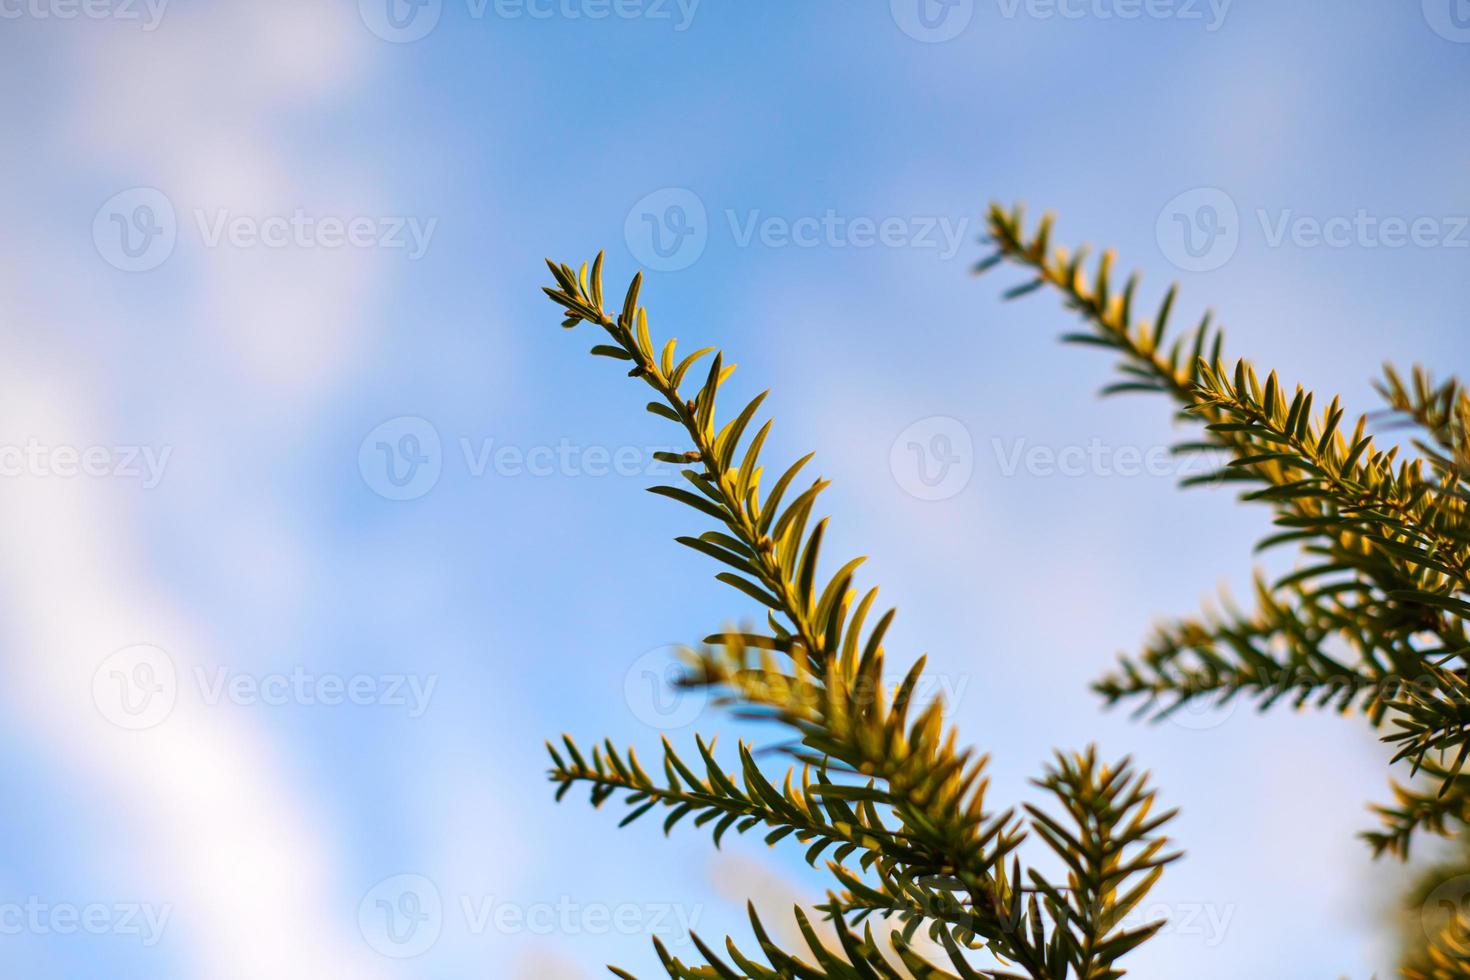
[[66, 0, 385, 403], [0, 354, 384, 980], [0, 4, 402, 977]]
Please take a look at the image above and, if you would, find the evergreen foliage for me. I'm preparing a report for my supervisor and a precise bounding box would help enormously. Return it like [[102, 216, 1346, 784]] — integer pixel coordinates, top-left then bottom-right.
[[542, 253, 1177, 978], [541, 200, 1470, 976], [978, 203, 1470, 976]]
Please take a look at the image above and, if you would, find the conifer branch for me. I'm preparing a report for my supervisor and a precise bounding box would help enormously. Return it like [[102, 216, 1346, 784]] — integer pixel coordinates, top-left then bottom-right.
[[1377, 365, 1470, 468], [548, 733, 934, 866], [977, 202, 1470, 865], [541, 255, 1176, 978], [1022, 750, 1180, 976], [1365, 762, 1470, 860], [1093, 574, 1409, 722], [1396, 834, 1470, 979]]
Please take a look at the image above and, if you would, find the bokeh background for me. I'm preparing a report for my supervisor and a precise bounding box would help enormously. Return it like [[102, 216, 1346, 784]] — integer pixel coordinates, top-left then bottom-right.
[[1, 0, 1467, 976]]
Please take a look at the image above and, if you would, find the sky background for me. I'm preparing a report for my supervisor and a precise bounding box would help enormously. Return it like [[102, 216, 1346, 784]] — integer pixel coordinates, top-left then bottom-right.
[[0, 1, 1467, 977]]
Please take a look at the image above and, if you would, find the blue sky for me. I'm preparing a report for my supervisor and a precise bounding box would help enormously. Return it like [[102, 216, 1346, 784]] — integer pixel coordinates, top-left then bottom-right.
[[0, 1, 1467, 977]]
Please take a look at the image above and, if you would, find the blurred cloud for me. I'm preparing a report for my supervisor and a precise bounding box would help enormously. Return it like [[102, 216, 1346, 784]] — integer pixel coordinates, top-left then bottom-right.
[[0, 4, 398, 977], [511, 951, 589, 978], [67, 1, 383, 403], [0, 345, 383, 979]]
